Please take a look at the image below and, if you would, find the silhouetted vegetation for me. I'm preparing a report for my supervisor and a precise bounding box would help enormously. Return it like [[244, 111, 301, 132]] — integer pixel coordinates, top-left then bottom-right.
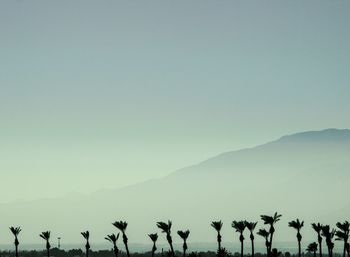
[[113, 221, 130, 257], [288, 219, 304, 257], [211, 221, 223, 252], [177, 230, 190, 257], [81, 231, 91, 257], [245, 221, 258, 257], [39, 231, 51, 257], [307, 242, 318, 257], [335, 221, 349, 257], [260, 212, 282, 257], [148, 233, 158, 257], [9, 226, 21, 257], [321, 225, 336, 257], [105, 233, 120, 257], [157, 221, 175, 257], [311, 223, 323, 257], [232, 221, 246, 257], [2, 214, 349, 257]]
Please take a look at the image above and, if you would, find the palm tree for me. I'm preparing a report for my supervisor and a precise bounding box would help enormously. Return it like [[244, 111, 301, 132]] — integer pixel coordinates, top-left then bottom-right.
[[157, 220, 175, 257], [211, 221, 223, 252], [336, 221, 350, 257], [232, 220, 246, 257], [39, 231, 51, 257], [148, 233, 158, 257], [261, 212, 282, 257], [10, 226, 21, 257], [113, 221, 130, 257], [245, 221, 258, 257], [311, 223, 323, 257], [81, 231, 90, 257], [105, 233, 120, 257], [288, 219, 304, 257], [321, 225, 335, 257], [177, 230, 190, 257], [257, 228, 270, 257], [307, 242, 318, 257]]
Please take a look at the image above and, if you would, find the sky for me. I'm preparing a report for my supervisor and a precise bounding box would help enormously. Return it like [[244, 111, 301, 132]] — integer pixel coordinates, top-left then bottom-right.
[[1, 0, 350, 203]]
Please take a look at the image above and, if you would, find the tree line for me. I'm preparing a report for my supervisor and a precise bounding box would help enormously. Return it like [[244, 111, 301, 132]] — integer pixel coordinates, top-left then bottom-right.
[[6, 212, 350, 257]]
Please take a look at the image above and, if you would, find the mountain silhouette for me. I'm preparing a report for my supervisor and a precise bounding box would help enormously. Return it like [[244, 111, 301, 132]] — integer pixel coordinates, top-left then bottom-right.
[[1, 128, 350, 245]]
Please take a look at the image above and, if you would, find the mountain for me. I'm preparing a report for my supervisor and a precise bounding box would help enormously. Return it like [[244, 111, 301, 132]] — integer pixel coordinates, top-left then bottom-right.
[[1, 128, 350, 248]]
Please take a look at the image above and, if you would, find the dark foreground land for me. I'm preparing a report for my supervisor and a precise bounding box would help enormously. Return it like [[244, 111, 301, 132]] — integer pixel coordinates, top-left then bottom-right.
[[0, 249, 339, 257]]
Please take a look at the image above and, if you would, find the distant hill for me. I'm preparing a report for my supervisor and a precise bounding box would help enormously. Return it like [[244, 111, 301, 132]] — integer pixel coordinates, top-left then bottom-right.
[[1, 129, 350, 248]]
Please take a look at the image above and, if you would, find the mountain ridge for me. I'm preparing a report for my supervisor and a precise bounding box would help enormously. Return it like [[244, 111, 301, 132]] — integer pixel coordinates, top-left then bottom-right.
[[1, 128, 349, 245]]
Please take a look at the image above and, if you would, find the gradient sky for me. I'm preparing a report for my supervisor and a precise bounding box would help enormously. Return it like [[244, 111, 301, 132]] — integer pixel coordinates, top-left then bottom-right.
[[1, 0, 350, 203]]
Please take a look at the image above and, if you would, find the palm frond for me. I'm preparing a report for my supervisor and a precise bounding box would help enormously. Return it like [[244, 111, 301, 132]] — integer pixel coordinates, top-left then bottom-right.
[[39, 231, 51, 240], [232, 220, 246, 233], [245, 221, 258, 232], [288, 219, 304, 230], [105, 233, 119, 243], [306, 242, 318, 252], [113, 221, 128, 232], [257, 228, 269, 239], [211, 221, 223, 232], [10, 226, 22, 236], [81, 231, 90, 240], [148, 233, 158, 242], [311, 223, 322, 233], [157, 220, 172, 233], [336, 221, 350, 233], [177, 230, 190, 240]]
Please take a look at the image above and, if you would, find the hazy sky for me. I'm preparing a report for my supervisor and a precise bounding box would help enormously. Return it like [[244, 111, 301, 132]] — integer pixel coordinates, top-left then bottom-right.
[[1, 0, 350, 203]]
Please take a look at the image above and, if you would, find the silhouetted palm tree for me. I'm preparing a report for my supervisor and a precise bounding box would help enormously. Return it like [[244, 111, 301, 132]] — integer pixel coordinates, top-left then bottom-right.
[[81, 231, 90, 257], [157, 220, 175, 257], [312, 223, 323, 257], [113, 221, 130, 257], [10, 226, 21, 257], [245, 221, 258, 257], [211, 221, 223, 252], [336, 221, 349, 257], [321, 225, 335, 257], [178, 230, 190, 257], [39, 231, 51, 257], [232, 220, 246, 257], [257, 228, 270, 257], [261, 212, 282, 257], [148, 233, 158, 257], [105, 233, 119, 257], [288, 219, 304, 257], [307, 242, 318, 257]]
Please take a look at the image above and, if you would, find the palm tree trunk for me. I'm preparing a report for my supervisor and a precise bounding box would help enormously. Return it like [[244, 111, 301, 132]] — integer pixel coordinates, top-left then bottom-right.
[[123, 233, 130, 257], [47, 248, 50, 257], [269, 232, 274, 257], [239, 233, 244, 257], [298, 240, 301, 257], [251, 239, 255, 257], [318, 238, 322, 257], [114, 245, 119, 257], [343, 242, 347, 257], [15, 245, 18, 257], [86, 247, 89, 257], [169, 243, 175, 257], [218, 233, 222, 251], [313, 250, 316, 257]]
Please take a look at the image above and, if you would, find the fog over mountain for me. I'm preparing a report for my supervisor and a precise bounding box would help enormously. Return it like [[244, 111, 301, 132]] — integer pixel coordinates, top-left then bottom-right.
[[1, 129, 349, 248]]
